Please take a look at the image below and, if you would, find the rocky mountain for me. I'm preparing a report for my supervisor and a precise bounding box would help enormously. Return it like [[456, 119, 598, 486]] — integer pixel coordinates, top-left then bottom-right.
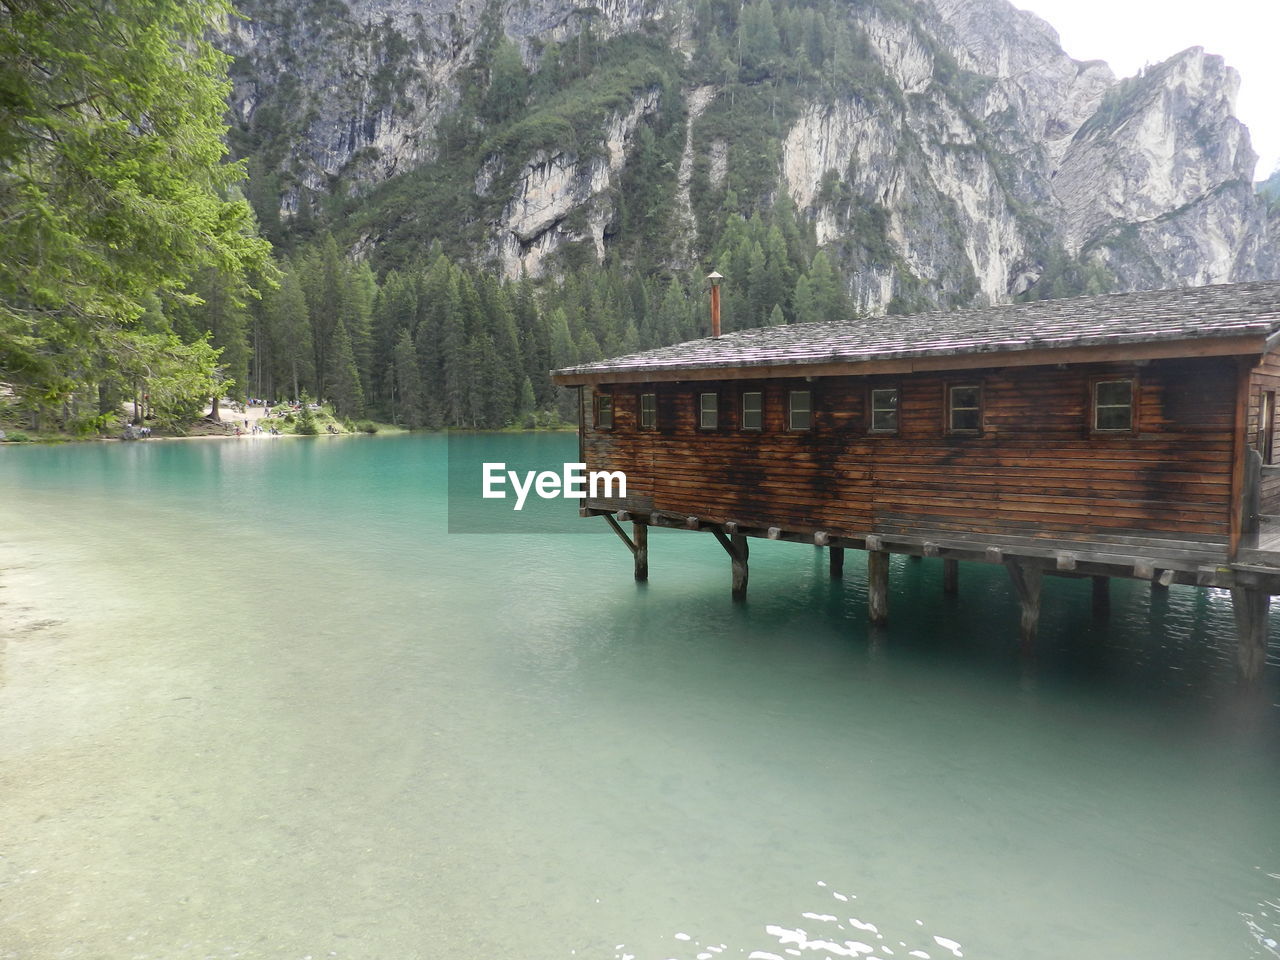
[[223, 0, 1280, 312]]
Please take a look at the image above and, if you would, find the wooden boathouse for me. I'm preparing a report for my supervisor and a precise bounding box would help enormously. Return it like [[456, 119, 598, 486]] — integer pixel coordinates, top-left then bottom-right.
[[551, 280, 1280, 682]]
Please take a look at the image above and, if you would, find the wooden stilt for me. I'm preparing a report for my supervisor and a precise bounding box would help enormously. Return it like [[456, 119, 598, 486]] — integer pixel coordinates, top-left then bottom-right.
[[942, 558, 959, 595], [633, 522, 648, 582], [1005, 560, 1043, 645], [731, 533, 749, 601], [867, 550, 889, 625], [830, 546, 845, 579], [711, 529, 749, 602], [1151, 568, 1171, 592], [1091, 575, 1109, 618], [1230, 586, 1269, 684]]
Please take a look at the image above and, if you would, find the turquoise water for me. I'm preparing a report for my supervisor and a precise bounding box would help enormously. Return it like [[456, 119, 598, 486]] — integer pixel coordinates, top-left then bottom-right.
[[1, 433, 1278, 960]]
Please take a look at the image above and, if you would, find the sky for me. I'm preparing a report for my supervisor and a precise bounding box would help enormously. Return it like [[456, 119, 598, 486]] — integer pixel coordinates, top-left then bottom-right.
[[1019, 0, 1279, 180]]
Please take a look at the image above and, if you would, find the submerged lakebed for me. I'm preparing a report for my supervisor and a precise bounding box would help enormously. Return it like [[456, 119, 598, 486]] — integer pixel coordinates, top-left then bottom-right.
[[1, 433, 1278, 959]]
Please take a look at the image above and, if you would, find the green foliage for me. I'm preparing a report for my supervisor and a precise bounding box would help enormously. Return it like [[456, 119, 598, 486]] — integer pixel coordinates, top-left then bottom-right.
[[1258, 168, 1280, 215], [1018, 247, 1116, 302], [296, 394, 319, 434], [0, 0, 272, 426]]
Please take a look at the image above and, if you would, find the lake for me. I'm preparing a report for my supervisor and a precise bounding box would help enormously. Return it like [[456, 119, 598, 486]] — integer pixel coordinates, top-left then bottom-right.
[[1, 433, 1278, 960]]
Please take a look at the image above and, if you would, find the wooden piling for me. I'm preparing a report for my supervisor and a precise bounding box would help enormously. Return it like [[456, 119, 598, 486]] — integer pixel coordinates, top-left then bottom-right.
[[731, 533, 749, 602], [634, 522, 648, 582], [1231, 586, 1269, 684], [868, 550, 889, 625], [1005, 560, 1043, 645], [830, 546, 845, 579], [712, 528, 749, 601], [942, 558, 959, 595], [1091, 575, 1109, 618]]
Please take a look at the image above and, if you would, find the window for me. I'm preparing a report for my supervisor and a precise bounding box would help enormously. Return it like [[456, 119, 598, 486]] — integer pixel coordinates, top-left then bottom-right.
[[741, 391, 762, 431], [789, 390, 812, 431], [870, 387, 899, 433], [948, 384, 981, 433], [699, 392, 718, 429], [1093, 379, 1133, 432], [1262, 391, 1276, 463], [640, 393, 656, 429], [596, 393, 613, 429]]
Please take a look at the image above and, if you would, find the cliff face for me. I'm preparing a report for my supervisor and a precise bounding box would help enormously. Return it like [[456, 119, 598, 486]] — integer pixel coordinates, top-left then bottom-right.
[[225, 0, 1280, 308]]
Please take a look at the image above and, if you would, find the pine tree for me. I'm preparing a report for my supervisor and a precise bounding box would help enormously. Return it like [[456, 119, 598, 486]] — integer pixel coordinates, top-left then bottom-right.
[[326, 317, 364, 418], [808, 251, 848, 322], [392, 328, 425, 427], [548, 308, 577, 369], [262, 258, 313, 400], [296, 393, 319, 435], [517, 376, 537, 421], [303, 234, 345, 399], [792, 274, 818, 326]]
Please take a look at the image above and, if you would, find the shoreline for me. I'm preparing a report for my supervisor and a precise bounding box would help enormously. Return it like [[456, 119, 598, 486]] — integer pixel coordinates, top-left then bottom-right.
[[0, 424, 577, 446]]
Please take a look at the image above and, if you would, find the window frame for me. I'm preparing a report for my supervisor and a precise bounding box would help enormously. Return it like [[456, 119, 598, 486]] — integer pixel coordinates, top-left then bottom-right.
[[595, 392, 613, 430], [946, 383, 982, 435], [868, 385, 900, 435], [699, 391, 719, 430], [1091, 377, 1137, 435], [788, 388, 813, 432], [639, 392, 657, 430], [741, 390, 763, 432]]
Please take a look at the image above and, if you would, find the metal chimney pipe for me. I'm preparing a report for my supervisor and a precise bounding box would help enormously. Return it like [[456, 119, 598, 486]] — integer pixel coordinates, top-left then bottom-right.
[[707, 271, 723, 338]]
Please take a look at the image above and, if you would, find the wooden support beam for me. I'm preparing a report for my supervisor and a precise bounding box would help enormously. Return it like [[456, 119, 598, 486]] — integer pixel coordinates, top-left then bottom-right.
[[942, 558, 959, 595], [867, 550, 889, 625], [767, 526, 782, 540], [1153, 568, 1174, 589], [602, 513, 637, 555], [923, 541, 940, 558], [1230, 586, 1270, 684], [616, 511, 632, 523], [711, 529, 749, 601], [723, 521, 739, 535], [1005, 560, 1043, 645], [830, 546, 845, 579], [731, 533, 749, 601], [649, 511, 662, 526], [814, 531, 830, 547], [1056, 553, 1077, 572], [685, 516, 699, 529], [865, 534, 883, 552], [985, 546, 1003, 564], [1091, 575, 1109, 618], [634, 522, 648, 582], [1133, 560, 1155, 580]]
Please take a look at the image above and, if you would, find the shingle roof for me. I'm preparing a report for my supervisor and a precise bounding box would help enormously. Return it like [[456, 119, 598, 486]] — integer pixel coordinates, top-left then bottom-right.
[[553, 281, 1280, 382]]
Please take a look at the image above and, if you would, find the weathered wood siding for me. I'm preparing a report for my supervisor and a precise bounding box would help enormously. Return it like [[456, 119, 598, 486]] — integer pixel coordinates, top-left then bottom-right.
[[1249, 352, 1280, 518], [582, 357, 1238, 556]]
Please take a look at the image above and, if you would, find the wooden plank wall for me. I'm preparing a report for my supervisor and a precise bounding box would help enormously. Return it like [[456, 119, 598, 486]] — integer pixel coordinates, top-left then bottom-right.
[[1249, 352, 1280, 517], [582, 357, 1238, 553]]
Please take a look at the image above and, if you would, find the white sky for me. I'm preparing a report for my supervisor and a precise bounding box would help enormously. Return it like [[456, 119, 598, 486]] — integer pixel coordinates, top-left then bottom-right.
[[1018, 0, 1280, 180]]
